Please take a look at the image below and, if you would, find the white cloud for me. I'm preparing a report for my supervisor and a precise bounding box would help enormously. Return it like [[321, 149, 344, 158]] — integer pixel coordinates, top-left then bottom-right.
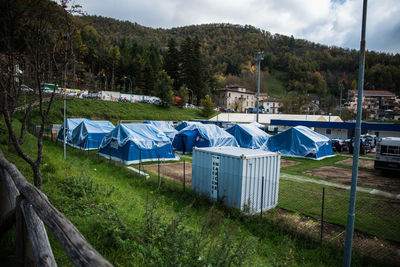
[[78, 0, 400, 53]]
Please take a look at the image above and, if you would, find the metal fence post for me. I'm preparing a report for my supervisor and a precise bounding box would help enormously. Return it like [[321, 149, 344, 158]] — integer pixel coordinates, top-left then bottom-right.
[[183, 160, 186, 192], [321, 187, 325, 241], [260, 176, 264, 217], [157, 156, 161, 190]]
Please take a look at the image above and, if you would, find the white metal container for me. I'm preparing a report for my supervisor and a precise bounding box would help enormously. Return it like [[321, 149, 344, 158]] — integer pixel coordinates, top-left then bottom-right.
[[192, 147, 280, 214]]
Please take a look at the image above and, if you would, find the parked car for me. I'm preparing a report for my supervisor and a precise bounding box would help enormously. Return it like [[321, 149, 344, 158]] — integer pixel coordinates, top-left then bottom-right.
[[361, 134, 376, 149], [20, 84, 34, 92], [348, 137, 372, 155], [331, 138, 347, 152]]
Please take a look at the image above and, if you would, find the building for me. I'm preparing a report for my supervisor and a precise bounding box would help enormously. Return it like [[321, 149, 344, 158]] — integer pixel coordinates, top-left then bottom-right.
[[209, 113, 342, 125], [261, 97, 281, 114], [214, 86, 256, 112], [345, 90, 399, 120], [270, 120, 400, 139]]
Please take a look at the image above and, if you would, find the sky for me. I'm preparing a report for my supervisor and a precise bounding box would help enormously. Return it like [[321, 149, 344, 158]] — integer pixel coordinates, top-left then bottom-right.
[[77, 0, 400, 54]]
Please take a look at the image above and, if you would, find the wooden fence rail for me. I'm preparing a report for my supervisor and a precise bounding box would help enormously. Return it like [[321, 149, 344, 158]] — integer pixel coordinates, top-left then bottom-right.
[[0, 150, 113, 267]]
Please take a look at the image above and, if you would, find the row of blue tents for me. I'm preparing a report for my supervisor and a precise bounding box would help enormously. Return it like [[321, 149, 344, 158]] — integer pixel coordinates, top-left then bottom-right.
[[58, 118, 334, 164]]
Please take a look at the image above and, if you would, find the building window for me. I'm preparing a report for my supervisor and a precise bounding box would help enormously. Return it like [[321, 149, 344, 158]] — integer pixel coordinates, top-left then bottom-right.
[[326, 129, 332, 134], [246, 101, 248, 106], [228, 93, 231, 97]]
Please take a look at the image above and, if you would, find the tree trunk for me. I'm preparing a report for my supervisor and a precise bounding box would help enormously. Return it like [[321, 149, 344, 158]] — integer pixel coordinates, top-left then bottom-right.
[[112, 61, 115, 91], [32, 163, 42, 190]]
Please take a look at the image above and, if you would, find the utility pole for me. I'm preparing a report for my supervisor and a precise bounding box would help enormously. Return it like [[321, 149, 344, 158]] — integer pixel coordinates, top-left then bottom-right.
[[63, 34, 70, 160], [339, 82, 344, 118], [124, 76, 132, 102], [343, 1, 368, 266], [255, 52, 264, 122]]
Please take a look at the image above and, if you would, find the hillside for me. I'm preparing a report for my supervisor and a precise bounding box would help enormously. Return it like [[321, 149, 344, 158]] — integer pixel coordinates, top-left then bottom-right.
[[3, 0, 400, 117], [25, 98, 206, 125], [75, 15, 400, 110]]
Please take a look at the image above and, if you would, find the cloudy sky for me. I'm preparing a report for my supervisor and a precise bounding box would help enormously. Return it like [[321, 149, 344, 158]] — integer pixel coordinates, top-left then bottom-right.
[[78, 0, 400, 54]]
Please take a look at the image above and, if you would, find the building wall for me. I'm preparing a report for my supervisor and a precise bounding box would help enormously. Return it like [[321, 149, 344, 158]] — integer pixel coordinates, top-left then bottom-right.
[[368, 130, 400, 138], [315, 128, 348, 140], [262, 101, 280, 114], [215, 89, 255, 112]]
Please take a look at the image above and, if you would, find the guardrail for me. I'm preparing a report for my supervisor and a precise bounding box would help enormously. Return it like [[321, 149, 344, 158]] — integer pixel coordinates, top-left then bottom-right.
[[0, 149, 112, 267]]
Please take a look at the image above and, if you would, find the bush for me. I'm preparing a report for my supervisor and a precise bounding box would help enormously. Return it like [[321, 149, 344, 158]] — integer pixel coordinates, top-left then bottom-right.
[[138, 198, 256, 266]]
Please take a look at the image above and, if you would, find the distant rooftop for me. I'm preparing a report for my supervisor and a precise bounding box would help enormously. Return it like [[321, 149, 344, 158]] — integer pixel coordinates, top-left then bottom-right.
[[351, 90, 396, 97]]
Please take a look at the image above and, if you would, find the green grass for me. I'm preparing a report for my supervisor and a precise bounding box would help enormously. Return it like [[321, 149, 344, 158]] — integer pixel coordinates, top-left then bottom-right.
[[278, 155, 400, 243], [278, 180, 400, 242], [1, 120, 385, 266], [25, 98, 205, 125], [265, 71, 287, 98]]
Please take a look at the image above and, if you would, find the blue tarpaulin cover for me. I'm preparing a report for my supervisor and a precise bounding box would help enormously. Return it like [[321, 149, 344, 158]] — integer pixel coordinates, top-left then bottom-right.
[[175, 121, 202, 131], [143, 121, 178, 141], [265, 126, 334, 160], [70, 120, 114, 150], [173, 123, 239, 153], [57, 118, 87, 143], [99, 123, 179, 164], [226, 123, 270, 149]]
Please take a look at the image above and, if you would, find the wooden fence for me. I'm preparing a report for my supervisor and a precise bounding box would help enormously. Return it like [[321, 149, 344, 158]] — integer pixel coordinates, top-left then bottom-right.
[[0, 150, 112, 267]]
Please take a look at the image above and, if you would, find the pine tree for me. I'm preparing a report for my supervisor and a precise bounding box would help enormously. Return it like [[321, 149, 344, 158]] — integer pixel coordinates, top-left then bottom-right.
[[165, 38, 181, 91], [155, 71, 174, 107], [176, 85, 188, 107], [201, 94, 215, 118], [181, 37, 205, 105]]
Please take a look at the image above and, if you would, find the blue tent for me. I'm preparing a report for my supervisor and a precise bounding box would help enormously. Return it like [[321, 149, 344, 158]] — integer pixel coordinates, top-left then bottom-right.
[[57, 118, 87, 143], [265, 126, 334, 160], [175, 121, 202, 131], [226, 124, 270, 149], [144, 121, 178, 141], [173, 124, 239, 153], [99, 123, 179, 164], [70, 120, 114, 150]]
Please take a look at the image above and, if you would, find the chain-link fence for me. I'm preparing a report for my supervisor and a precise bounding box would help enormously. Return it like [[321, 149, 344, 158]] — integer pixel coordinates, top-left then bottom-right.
[[142, 159, 399, 264], [25, 125, 399, 264]]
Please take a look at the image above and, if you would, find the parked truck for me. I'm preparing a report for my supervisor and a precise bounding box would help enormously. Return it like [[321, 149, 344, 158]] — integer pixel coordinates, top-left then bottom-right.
[[374, 137, 400, 172]]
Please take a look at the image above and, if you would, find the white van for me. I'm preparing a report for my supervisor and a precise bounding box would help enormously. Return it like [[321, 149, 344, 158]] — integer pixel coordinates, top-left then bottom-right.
[[374, 137, 400, 172]]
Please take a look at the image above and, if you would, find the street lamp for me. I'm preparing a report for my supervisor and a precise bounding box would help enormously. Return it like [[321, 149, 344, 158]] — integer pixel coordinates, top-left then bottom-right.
[[254, 52, 264, 122], [186, 88, 193, 106], [339, 82, 344, 118], [123, 76, 132, 102]]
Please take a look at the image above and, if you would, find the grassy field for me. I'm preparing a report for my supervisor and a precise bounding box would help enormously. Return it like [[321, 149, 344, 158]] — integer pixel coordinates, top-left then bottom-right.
[[25, 97, 206, 125], [0, 120, 385, 266], [279, 156, 400, 242]]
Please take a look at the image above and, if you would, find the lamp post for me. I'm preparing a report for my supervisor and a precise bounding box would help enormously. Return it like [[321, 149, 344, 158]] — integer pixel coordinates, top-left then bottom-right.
[[339, 82, 344, 118], [186, 88, 193, 106], [255, 52, 264, 122], [343, 1, 368, 266], [63, 33, 70, 161], [124, 76, 132, 102]]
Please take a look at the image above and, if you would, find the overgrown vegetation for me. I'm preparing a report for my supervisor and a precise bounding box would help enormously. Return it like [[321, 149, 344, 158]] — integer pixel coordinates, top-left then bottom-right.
[[1, 119, 384, 266]]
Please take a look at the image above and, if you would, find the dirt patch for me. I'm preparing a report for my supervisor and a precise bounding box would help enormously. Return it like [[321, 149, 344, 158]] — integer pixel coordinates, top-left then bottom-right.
[[336, 158, 375, 169], [143, 162, 192, 185], [144, 160, 298, 183], [281, 159, 300, 168], [269, 208, 400, 265], [303, 166, 400, 194]]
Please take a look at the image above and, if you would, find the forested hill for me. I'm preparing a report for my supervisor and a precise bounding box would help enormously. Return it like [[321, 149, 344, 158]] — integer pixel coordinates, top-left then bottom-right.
[[73, 15, 400, 112]]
